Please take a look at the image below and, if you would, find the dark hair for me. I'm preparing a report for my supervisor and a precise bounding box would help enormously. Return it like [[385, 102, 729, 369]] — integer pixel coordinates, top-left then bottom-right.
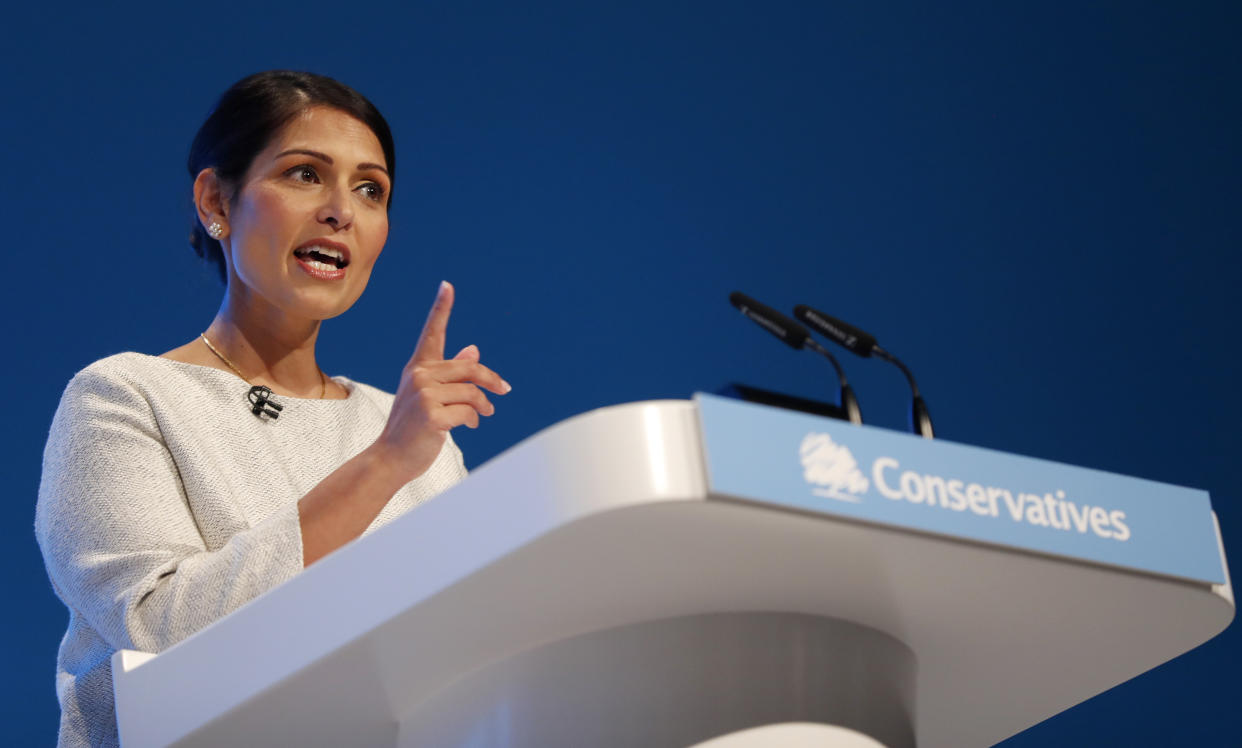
[[187, 70, 396, 285]]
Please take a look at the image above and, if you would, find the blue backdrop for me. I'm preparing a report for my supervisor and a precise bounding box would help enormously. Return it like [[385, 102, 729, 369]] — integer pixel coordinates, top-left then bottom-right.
[[4, 1, 1239, 744]]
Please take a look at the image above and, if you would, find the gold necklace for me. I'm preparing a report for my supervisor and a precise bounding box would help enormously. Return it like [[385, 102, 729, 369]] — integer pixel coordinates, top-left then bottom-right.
[[199, 333, 327, 399]]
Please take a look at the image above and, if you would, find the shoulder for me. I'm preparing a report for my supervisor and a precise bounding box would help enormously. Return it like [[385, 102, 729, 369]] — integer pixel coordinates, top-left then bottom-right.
[[68, 350, 203, 385], [59, 352, 161, 407], [58, 352, 208, 410], [64, 351, 250, 398], [52, 352, 246, 439], [48, 353, 178, 442]]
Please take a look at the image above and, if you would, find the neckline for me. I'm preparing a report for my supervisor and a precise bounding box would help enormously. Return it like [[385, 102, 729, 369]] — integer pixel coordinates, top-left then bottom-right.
[[128, 351, 358, 402]]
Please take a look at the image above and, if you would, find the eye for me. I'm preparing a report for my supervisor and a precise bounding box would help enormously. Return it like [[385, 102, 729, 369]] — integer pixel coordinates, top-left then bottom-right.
[[284, 164, 320, 183], [356, 181, 387, 203]]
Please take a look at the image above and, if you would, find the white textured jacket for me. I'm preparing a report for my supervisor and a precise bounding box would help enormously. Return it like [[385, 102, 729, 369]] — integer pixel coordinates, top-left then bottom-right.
[[35, 353, 467, 748]]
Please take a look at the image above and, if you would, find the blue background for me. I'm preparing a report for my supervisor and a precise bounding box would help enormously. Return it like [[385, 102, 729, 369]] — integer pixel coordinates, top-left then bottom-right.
[[4, 1, 1238, 744]]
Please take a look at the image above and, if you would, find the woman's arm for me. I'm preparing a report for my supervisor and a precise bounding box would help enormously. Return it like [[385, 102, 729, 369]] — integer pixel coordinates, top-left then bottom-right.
[[295, 442, 420, 566], [37, 367, 310, 653], [36, 284, 504, 653], [297, 281, 507, 565]]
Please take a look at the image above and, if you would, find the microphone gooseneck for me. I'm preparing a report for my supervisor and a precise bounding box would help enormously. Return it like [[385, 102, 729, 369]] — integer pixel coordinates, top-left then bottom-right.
[[873, 348, 933, 439], [794, 304, 933, 439], [804, 338, 864, 425], [729, 292, 863, 425]]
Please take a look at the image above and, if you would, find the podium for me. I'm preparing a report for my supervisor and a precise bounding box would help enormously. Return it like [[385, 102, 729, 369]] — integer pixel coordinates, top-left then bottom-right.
[[112, 396, 1234, 747]]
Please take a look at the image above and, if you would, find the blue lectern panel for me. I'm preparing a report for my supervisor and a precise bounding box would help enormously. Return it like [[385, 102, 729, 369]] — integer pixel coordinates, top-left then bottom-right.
[[695, 393, 1226, 585]]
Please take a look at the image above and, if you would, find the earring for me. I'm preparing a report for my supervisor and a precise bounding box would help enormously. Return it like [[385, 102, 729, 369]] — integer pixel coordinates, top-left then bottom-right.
[[208, 221, 225, 239]]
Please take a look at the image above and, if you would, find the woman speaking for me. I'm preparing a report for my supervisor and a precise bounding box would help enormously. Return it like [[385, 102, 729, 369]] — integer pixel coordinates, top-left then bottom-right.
[[35, 70, 509, 747]]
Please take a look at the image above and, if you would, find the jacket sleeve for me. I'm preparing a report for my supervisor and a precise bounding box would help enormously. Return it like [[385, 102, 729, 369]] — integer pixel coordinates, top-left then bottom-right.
[[35, 367, 305, 654]]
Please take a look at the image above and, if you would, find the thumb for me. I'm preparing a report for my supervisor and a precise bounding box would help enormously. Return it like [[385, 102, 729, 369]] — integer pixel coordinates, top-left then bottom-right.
[[453, 344, 480, 362]]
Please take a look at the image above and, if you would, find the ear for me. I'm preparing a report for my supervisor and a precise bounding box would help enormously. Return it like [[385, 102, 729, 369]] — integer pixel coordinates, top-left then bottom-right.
[[193, 168, 231, 238]]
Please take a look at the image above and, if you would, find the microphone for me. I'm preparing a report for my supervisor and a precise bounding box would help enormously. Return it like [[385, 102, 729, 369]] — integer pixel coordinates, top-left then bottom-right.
[[792, 305, 878, 357], [248, 385, 284, 419], [794, 305, 933, 438], [729, 292, 862, 424]]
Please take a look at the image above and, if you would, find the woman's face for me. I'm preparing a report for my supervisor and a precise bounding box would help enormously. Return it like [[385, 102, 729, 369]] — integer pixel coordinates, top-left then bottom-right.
[[222, 106, 392, 322]]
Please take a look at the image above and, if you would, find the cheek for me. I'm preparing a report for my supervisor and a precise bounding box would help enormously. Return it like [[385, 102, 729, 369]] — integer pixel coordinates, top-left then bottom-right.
[[227, 191, 306, 281], [365, 216, 390, 264], [235, 186, 303, 239]]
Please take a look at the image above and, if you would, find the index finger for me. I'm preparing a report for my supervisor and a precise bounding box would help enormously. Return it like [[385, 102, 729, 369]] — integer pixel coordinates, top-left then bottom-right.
[[410, 280, 454, 365]]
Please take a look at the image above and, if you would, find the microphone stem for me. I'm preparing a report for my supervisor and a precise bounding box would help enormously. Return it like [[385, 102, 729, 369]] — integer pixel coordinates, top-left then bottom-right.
[[876, 346, 933, 438], [875, 347, 921, 398], [806, 339, 863, 424], [806, 338, 848, 385]]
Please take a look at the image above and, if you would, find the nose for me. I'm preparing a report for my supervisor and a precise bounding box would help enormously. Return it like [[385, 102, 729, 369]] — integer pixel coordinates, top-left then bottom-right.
[[317, 185, 355, 230]]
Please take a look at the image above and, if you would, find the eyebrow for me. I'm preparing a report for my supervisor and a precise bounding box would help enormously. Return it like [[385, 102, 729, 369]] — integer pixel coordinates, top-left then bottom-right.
[[275, 148, 390, 177]]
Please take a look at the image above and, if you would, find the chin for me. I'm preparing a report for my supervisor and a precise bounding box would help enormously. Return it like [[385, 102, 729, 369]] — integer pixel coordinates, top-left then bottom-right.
[[289, 287, 365, 321]]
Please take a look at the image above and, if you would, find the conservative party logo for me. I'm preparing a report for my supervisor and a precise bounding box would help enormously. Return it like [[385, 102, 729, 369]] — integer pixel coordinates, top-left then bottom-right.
[[799, 432, 869, 502]]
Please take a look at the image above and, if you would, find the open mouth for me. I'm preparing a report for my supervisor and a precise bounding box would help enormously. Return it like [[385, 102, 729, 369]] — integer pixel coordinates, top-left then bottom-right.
[[293, 245, 351, 270]]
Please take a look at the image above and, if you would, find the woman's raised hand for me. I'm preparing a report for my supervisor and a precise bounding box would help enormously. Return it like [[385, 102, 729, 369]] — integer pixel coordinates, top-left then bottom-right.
[[374, 281, 510, 482], [299, 282, 506, 564]]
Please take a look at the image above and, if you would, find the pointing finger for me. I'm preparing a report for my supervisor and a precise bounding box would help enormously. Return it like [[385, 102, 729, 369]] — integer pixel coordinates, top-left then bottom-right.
[[410, 281, 454, 366]]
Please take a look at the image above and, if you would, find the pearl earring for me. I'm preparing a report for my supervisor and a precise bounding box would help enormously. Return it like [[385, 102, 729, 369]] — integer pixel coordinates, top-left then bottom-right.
[[208, 221, 225, 239]]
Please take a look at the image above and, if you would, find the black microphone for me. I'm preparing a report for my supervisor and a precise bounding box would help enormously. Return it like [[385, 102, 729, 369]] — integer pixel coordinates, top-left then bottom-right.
[[729, 292, 862, 424], [794, 304, 933, 439], [248, 385, 284, 419], [792, 305, 878, 357], [729, 292, 809, 348]]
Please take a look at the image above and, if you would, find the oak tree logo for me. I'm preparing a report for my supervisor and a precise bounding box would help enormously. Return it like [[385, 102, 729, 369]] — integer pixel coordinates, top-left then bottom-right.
[[799, 432, 869, 502]]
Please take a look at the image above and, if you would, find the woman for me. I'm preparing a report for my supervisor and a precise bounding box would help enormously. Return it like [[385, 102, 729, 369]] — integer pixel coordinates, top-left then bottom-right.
[[35, 70, 509, 747]]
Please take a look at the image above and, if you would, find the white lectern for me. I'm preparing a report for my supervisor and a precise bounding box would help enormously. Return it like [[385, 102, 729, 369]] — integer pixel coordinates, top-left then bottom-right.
[[112, 398, 1233, 747]]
